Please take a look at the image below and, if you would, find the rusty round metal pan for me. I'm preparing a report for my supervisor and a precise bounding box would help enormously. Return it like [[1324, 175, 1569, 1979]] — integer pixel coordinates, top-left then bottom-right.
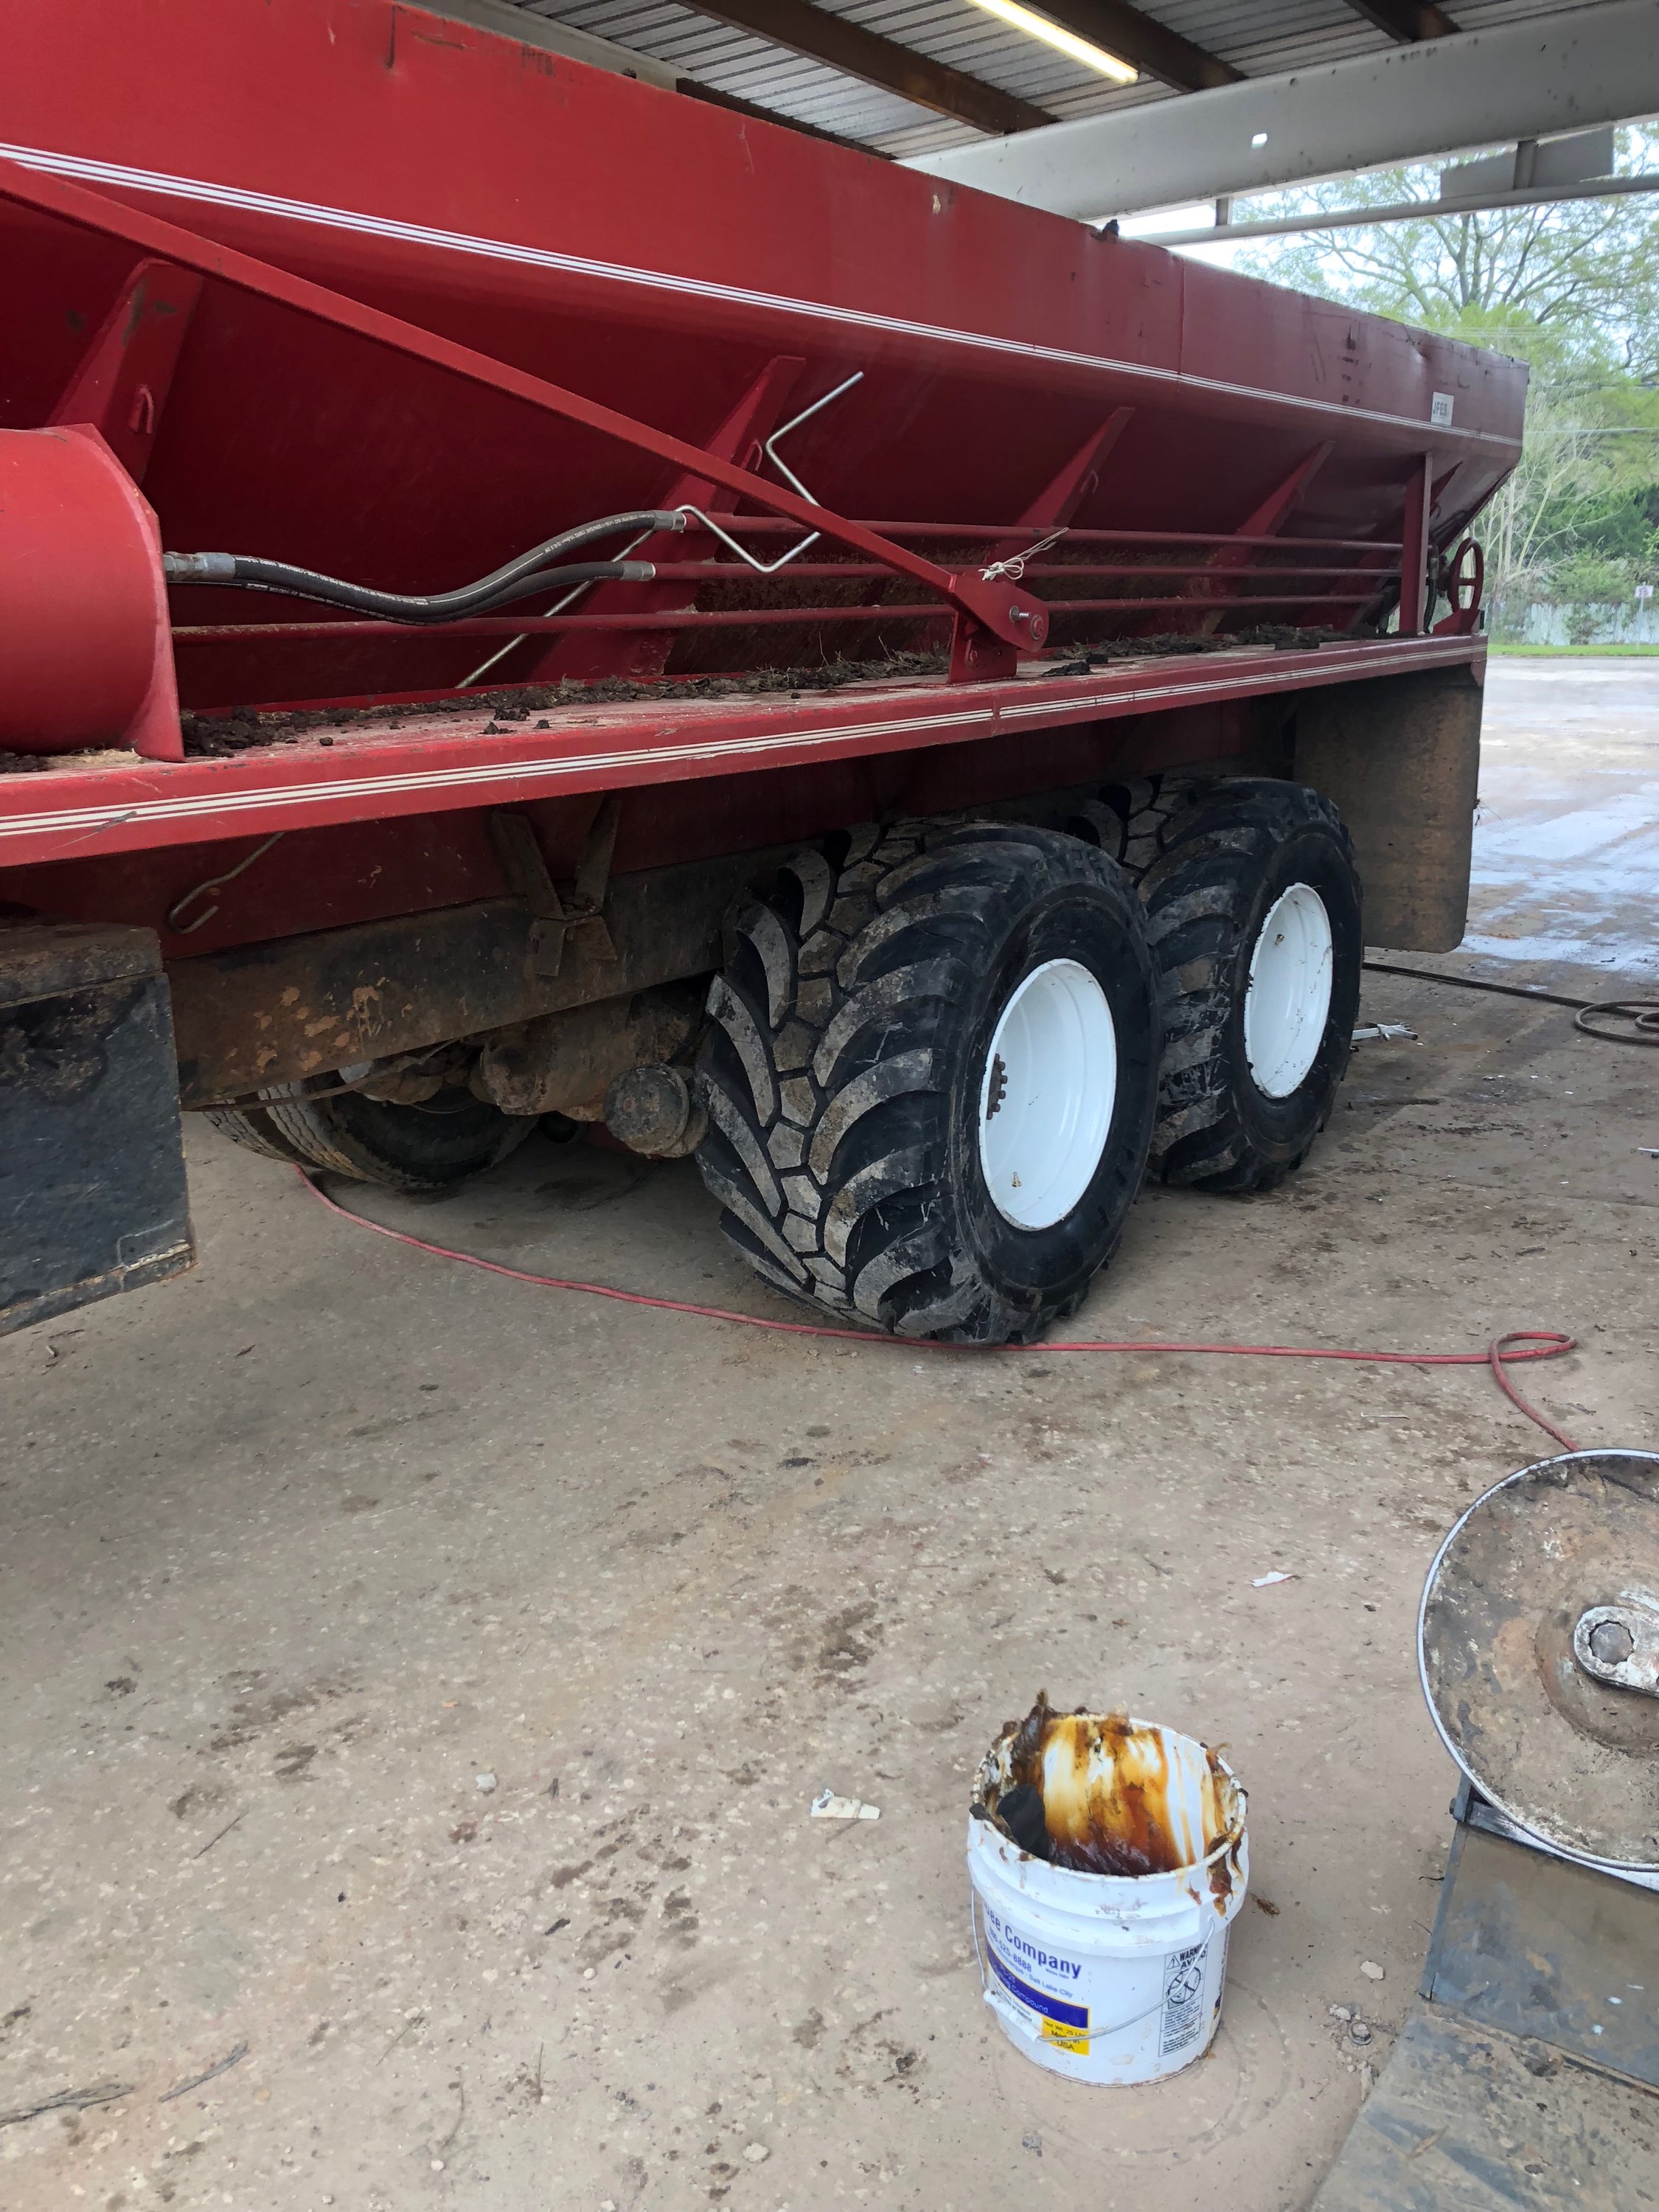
[[1419, 1450, 1659, 1871]]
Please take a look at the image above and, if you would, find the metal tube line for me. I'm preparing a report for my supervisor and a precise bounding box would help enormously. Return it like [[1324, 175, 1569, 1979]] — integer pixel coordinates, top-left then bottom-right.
[[171, 591, 1382, 644]]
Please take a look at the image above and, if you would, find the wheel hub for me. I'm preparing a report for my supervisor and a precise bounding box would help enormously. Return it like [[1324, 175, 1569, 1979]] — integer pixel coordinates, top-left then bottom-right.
[[978, 959, 1117, 1230], [1243, 883, 1333, 1099]]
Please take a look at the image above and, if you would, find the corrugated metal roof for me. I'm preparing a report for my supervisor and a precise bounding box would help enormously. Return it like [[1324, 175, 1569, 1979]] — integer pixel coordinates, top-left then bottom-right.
[[509, 0, 1617, 160]]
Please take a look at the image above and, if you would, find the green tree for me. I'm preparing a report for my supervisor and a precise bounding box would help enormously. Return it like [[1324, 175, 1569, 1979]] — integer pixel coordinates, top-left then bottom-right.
[[1228, 135, 1659, 629]]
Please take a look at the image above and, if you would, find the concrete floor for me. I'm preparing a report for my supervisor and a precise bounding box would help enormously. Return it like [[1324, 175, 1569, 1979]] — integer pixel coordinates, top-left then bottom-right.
[[2, 658, 1655, 2212], [1462, 659, 1659, 989]]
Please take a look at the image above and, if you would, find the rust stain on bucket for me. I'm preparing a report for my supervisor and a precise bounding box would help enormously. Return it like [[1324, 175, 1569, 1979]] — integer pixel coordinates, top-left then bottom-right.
[[978, 1691, 1245, 1901]]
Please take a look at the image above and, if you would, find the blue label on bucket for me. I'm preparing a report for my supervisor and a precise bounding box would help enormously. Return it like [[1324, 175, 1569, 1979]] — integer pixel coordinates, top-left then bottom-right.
[[987, 1944, 1089, 2031]]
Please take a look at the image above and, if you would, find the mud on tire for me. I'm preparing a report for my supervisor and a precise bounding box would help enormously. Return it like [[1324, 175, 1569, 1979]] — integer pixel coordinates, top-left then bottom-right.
[[258, 1085, 536, 1192], [201, 1103, 315, 1164], [1069, 773, 1214, 886], [1137, 779, 1361, 1192], [694, 819, 1161, 1343]]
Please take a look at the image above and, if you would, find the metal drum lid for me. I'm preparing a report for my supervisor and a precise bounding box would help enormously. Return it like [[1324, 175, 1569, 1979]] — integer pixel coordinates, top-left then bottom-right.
[[1418, 1450, 1659, 1871]]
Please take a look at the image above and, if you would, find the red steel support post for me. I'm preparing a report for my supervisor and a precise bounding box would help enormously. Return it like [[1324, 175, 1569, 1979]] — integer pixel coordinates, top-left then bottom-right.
[[48, 259, 204, 484], [1398, 454, 1434, 635]]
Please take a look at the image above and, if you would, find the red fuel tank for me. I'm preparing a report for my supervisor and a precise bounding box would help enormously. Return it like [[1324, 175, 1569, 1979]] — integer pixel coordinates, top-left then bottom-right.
[[0, 427, 179, 758]]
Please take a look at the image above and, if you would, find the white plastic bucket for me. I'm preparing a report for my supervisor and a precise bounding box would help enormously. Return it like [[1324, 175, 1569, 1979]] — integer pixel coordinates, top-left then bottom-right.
[[966, 1710, 1248, 2086]]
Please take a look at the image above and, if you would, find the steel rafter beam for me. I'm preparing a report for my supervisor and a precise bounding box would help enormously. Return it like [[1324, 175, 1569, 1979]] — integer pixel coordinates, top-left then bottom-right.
[[424, 0, 683, 91], [1155, 169, 1659, 246], [669, 0, 1055, 135], [905, 0, 1659, 218], [675, 75, 879, 153], [1013, 0, 1239, 91], [424, 0, 876, 147], [1342, 0, 1459, 40]]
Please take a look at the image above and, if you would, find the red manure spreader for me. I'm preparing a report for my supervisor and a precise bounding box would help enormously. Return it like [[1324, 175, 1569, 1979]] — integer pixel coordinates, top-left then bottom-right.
[[0, 0, 1524, 1342]]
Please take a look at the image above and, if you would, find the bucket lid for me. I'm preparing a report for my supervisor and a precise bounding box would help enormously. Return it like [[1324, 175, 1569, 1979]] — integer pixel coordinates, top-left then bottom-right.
[[1417, 1450, 1659, 1870]]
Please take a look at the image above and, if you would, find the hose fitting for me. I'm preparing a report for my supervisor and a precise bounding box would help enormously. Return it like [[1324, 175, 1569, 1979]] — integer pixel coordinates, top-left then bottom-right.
[[163, 552, 237, 582]]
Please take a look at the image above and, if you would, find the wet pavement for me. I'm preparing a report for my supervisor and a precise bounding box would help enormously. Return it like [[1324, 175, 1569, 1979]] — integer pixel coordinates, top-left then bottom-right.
[[1464, 658, 1658, 988]]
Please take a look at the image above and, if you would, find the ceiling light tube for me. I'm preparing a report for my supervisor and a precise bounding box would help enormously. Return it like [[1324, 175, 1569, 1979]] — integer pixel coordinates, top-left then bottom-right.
[[964, 0, 1138, 84]]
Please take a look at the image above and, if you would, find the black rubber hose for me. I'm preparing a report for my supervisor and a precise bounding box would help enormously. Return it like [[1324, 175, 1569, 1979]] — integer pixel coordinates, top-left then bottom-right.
[[1363, 960, 1659, 1048], [163, 509, 684, 625], [462, 560, 657, 613], [167, 557, 656, 623]]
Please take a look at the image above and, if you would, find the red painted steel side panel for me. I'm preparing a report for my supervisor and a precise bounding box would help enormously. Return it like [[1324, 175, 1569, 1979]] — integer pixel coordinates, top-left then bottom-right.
[[0, 636, 1479, 960], [0, 0, 1511, 965], [3, 0, 1523, 467], [0, 0, 1525, 708]]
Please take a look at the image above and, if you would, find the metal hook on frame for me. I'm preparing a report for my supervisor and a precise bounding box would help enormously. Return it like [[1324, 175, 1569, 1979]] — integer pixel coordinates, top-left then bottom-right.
[[675, 369, 865, 576], [166, 830, 285, 934]]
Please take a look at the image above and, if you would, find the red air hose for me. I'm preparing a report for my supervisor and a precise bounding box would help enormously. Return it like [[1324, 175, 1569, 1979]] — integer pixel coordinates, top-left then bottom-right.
[[296, 1170, 1582, 1452]]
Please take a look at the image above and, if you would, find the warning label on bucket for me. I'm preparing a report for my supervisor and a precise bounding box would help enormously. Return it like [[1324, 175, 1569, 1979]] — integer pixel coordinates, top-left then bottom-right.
[[986, 1942, 1091, 2052], [1159, 1941, 1208, 2056]]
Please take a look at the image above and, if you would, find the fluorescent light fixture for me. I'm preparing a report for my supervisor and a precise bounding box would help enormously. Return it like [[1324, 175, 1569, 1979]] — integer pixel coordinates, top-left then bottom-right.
[[964, 0, 1138, 84]]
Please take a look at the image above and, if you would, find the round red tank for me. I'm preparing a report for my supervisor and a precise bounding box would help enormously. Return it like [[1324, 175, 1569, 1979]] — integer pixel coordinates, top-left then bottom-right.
[[0, 426, 178, 757]]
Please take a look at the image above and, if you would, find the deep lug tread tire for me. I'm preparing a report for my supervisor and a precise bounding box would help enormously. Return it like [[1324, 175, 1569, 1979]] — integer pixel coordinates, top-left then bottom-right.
[[1068, 773, 1220, 885], [1138, 779, 1361, 1193], [695, 819, 1161, 1344], [201, 1105, 314, 1164], [258, 1085, 536, 1192]]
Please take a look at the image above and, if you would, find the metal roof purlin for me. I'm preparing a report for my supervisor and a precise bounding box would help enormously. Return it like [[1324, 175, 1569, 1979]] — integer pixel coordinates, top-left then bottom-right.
[[1009, 0, 1240, 89], [1340, 0, 1460, 40], [665, 0, 1057, 130]]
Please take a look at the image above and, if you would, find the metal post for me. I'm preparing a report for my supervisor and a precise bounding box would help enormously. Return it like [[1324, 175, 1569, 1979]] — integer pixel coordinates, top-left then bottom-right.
[[1399, 454, 1433, 636]]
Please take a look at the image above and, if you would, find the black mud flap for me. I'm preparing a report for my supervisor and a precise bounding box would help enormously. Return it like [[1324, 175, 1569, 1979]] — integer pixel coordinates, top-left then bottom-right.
[[1, 923, 195, 1335]]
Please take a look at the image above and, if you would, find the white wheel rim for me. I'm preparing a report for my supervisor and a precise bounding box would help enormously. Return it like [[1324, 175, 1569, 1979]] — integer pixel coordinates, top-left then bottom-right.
[[1243, 883, 1334, 1099], [978, 959, 1118, 1230]]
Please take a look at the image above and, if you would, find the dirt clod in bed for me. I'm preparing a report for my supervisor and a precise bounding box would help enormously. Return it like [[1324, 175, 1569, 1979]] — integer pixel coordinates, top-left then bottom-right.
[[181, 625, 1358, 759], [1046, 623, 1351, 675], [176, 654, 952, 758], [2, 625, 1364, 770]]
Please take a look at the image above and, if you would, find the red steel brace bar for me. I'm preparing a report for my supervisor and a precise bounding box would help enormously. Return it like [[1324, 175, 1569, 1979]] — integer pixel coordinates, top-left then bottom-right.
[[0, 158, 1048, 655], [644, 521, 1408, 550], [173, 592, 1382, 646], [625, 560, 1399, 581]]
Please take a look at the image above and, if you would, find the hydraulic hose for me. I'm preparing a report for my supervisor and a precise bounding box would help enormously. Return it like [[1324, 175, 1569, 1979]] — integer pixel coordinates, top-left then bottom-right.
[[163, 509, 684, 625], [162, 557, 662, 622]]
